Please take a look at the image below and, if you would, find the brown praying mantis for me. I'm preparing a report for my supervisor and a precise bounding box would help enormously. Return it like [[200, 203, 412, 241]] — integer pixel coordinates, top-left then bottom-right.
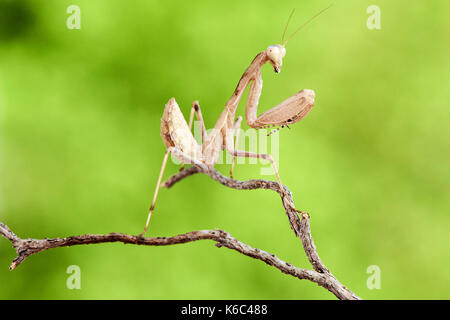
[[141, 6, 332, 235]]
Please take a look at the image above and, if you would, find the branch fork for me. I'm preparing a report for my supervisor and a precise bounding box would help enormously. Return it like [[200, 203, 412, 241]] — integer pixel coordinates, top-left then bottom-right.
[[0, 165, 360, 300]]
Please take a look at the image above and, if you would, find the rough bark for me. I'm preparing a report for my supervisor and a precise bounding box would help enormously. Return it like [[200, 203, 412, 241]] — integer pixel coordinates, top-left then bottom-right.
[[0, 165, 360, 300]]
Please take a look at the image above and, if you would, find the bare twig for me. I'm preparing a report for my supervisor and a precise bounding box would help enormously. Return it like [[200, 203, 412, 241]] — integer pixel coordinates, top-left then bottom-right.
[[163, 166, 329, 272], [162, 166, 359, 299], [0, 166, 360, 300]]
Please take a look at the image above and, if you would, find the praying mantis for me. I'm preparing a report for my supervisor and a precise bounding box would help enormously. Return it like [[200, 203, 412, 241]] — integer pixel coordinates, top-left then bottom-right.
[[141, 6, 332, 235]]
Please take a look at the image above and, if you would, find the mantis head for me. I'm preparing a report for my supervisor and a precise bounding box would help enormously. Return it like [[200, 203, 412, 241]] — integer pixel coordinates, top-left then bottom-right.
[[266, 45, 286, 73], [266, 5, 332, 75]]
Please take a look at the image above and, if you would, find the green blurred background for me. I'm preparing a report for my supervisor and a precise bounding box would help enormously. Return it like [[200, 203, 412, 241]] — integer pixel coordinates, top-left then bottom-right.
[[0, 0, 449, 299]]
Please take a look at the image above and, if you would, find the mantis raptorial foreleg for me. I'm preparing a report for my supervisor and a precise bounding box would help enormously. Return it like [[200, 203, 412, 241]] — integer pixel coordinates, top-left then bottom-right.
[[245, 70, 315, 129]]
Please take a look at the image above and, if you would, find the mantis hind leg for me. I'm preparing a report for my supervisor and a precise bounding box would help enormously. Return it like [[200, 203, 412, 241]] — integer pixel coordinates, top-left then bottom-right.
[[141, 146, 205, 236]]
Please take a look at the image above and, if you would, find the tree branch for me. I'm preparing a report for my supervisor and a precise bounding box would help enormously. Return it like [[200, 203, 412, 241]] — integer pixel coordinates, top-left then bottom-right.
[[0, 165, 360, 300], [163, 166, 330, 273]]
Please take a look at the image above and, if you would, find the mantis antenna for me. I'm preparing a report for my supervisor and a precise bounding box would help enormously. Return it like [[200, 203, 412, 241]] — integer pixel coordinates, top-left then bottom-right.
[[281, 9, 296, 44], [282, 4, 334, 46]]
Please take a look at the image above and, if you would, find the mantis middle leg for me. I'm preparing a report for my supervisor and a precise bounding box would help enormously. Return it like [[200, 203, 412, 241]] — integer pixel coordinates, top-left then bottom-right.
[[180, 101, 207, 172], [225, 115, 301, 213], [187, 100, 207, 142], [225, 117, 284, 193], [229, 116, 242, 179]]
